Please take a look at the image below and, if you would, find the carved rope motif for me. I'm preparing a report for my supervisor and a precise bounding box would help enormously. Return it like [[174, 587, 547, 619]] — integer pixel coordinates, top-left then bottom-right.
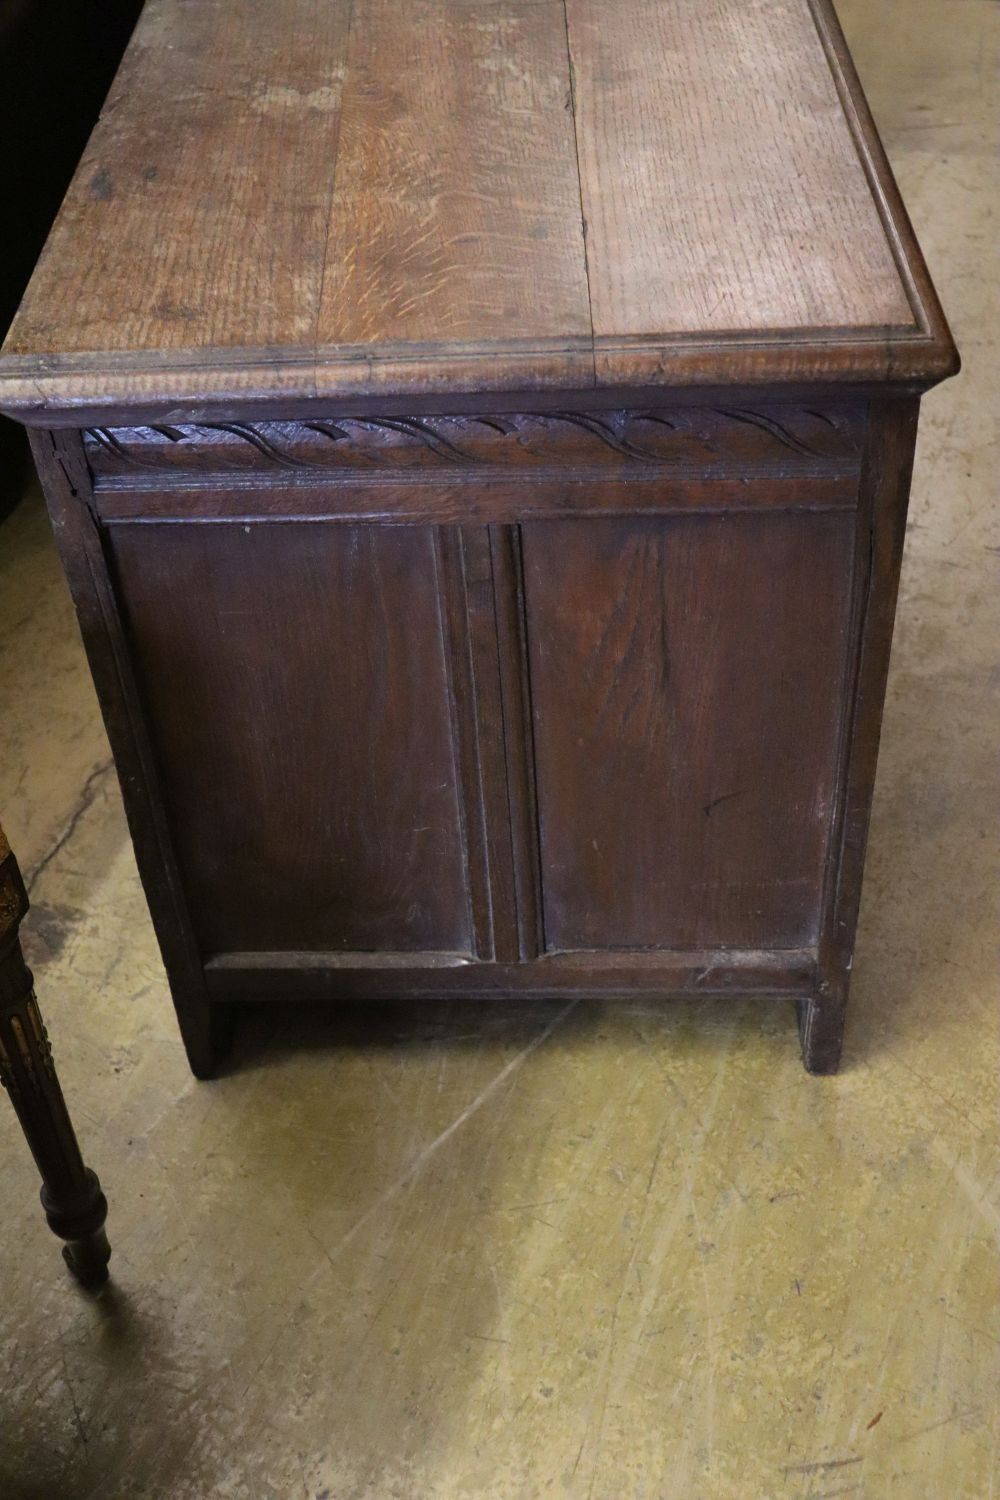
[[85, 406, 862, 475]]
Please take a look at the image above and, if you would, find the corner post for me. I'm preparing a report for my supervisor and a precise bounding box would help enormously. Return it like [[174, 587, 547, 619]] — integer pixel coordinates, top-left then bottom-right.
[[804, 395, 921, 1073], [28, 426, 221, 1077]]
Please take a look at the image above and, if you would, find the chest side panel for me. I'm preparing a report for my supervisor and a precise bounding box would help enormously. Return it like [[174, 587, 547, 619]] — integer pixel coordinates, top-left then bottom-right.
[[522, 507, 857, 951], [84, 398, 866, 979], [106, 520, 474, 957]]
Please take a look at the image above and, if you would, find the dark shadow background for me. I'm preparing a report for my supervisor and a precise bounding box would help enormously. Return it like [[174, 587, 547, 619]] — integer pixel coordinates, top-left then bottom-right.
[[0, 0, 143, 516]]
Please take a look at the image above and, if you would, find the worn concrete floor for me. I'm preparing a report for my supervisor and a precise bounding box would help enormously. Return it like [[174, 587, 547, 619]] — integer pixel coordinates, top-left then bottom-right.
[[0, 4, 997, 1497]]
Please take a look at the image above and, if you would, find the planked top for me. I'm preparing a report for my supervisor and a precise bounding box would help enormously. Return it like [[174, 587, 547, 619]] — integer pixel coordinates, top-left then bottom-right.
[[0, 0, 956, 420]]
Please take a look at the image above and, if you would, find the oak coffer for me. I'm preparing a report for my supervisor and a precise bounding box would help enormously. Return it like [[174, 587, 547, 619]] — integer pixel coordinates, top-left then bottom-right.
[[0, 0, 958, 1076]]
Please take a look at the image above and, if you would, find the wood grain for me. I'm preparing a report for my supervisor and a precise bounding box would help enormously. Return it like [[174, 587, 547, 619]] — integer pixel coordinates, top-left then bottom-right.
[[0, 2, 959, 1076], [315, 0, 590, 373], [436, 527, 522, 961], [31, 427, 223, 1076], [4, 0, 351, 360], [203, 947, 817, 1001], [0, 0, 957, 413], [90, 474, 859, 526], [567, 0, 912, 346], [523, 509, 855, 951], [28, 397, 940, 1073], [107, 520, 473, 957]]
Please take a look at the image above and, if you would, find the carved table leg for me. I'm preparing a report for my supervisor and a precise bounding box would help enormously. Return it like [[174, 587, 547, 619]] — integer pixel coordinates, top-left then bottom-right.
[[0, 825, 110, 1287]]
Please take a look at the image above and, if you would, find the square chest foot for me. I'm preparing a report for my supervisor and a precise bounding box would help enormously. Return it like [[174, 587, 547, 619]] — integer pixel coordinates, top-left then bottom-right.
[[797, 984, 848, 1075]]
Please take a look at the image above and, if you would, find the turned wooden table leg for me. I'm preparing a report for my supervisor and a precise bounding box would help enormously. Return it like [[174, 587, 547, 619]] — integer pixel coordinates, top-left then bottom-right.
[[0, 825, 110, 1287]]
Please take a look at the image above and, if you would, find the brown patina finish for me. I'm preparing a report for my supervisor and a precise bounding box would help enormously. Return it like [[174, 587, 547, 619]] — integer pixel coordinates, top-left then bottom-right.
[[0, 0, 958, 1076], [0, 820, 110, 1283]]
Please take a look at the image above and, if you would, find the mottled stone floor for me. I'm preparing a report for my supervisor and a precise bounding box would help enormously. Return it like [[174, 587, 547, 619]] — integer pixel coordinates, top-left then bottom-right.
[[0, 3, 997, 1496]]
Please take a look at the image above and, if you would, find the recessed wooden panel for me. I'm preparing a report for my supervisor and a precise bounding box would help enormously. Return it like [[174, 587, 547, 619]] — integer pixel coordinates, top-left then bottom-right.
[[523, 509, 856, 951], [107, 521, 471, 956]]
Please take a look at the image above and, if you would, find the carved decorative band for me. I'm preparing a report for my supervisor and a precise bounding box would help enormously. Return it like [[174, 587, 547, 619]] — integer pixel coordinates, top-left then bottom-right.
[[85, 405, 863, 480], [0, 870, 24, 941], [26, 996, 57, 1083], [0, 995, 57, 1101]]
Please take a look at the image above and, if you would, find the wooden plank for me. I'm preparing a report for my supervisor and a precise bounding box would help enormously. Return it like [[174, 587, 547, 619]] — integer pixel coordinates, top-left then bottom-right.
[[566, 0, 914, 352], [490, 525, 544, 961], [91, 474, 860, 525], [313, 0, 592, 394], [4, 0, 351, 373], [203, 948, 818, 999], [435, 527, 523, 961]]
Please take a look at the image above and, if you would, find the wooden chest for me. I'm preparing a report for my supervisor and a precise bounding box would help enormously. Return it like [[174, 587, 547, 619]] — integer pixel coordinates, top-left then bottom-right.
[[0, 0, 957, 1075]]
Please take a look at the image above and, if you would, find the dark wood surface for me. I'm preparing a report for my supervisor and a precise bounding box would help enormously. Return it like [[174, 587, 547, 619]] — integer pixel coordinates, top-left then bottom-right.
[[33, 388, 929, 1075], [3, 0, 959, 1074], [524, 509, 855, 951], [108, 520, 472, 956], [0, 823, 111, 1285]]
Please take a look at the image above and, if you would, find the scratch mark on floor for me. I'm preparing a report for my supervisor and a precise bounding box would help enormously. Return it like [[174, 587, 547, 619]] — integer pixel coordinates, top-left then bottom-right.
[[897, 1057, 985, 1134], [569, 1101, 673, 1489], [486, 1196, 570, 1215], [60, 1346, 89, 1452], [572, 1047, 736, 1495], [687, 1169, 717, 1468], [940, 1308, 1000, 1348], [657, 1065, 750, 1204], [882, 1405, 981, 1449], [320, 999, 580, 1265], [930, 1139, 1000, 1240], [782, 1454, 862, 1475]]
